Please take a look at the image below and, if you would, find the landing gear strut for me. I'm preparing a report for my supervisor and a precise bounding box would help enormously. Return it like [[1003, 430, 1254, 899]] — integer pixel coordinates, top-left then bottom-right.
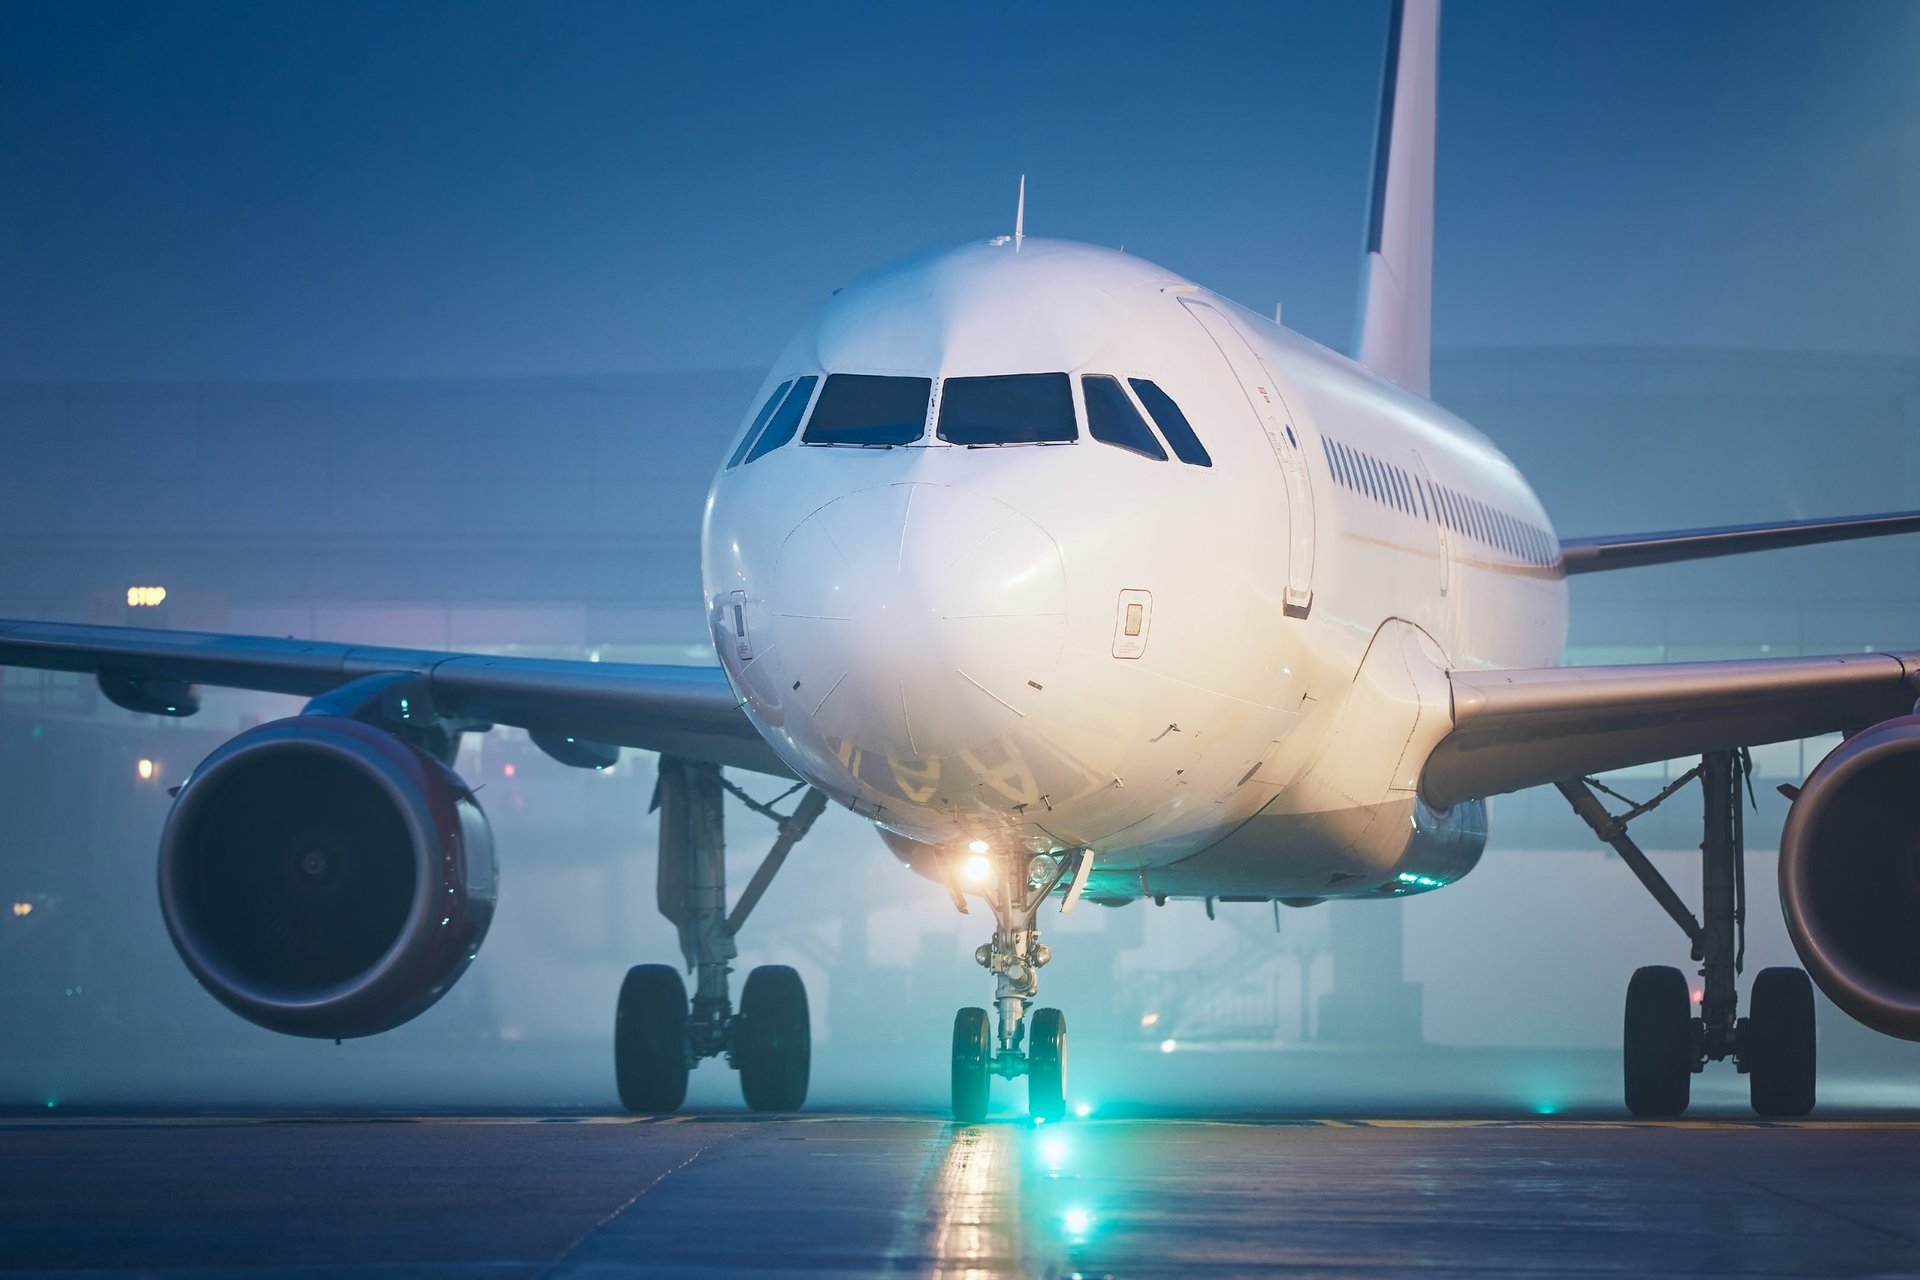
[[1558, 748, 1816, 1117], [950, 849, 1079, 1123], [614, 756, 826, 1113]]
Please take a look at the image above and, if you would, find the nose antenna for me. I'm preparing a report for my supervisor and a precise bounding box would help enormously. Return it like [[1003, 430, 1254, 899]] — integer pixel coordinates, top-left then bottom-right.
[[1014, 174, 1025, 252]]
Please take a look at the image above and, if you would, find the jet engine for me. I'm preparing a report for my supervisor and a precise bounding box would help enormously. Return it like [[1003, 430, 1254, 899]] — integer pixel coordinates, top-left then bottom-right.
[[157, 715, 497, 1039], [1779, 714, 1920, 1041]]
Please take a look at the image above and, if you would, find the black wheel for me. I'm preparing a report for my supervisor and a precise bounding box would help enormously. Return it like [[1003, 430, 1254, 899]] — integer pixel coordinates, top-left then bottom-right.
[[952, 1007, 991, 1123], [1028, 1007, 1067, 1123], [1746, 966, 1816, 1117], [615, 964, 690, 1112], [1624, 965, 1693, 1117], [736, 964, 811, 1112]]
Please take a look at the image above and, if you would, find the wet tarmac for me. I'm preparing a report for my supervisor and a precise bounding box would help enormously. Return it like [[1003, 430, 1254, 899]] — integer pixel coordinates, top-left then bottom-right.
[[5, 1110, 1920, 1277]]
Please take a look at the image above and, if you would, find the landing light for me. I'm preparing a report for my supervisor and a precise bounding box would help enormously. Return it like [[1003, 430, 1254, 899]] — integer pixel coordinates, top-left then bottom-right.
[[963, 855, 991, 882], [968, 839, 990, 854], [136, 758, 155, 781]]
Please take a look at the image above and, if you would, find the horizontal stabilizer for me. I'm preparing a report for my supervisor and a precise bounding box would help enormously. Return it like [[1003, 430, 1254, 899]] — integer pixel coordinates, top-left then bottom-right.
[[1560, 509, 1920, 575]]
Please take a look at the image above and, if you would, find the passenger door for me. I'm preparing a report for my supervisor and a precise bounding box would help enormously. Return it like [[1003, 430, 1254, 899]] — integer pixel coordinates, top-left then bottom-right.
[[1179, 299, 1316, 617]]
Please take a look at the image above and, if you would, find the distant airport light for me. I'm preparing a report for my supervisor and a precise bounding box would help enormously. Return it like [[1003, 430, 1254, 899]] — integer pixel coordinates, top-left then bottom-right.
[[136, 758, 155, 781], [126, 586, 167, 607], [1074, 1102, 1094, 1119], [1062, 1206, 1093, 1235], [1139, 1011, 1160, 1028], [1041, 1135, 1068, 1166], [11, 902, 31, 918], [963, 855, 991, 882], [1159, 1037, 1178, 1054], [503, 763, 517, 778], [967, 839, 990, 854]]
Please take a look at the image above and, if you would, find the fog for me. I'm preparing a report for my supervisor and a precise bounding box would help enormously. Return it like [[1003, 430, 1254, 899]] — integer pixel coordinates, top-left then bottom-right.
[[2, 1, 1918, 1115]]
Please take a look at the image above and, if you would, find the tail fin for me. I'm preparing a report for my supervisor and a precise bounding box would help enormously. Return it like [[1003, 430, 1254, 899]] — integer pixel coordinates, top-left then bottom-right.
[[1354, 0, 1439, 398]]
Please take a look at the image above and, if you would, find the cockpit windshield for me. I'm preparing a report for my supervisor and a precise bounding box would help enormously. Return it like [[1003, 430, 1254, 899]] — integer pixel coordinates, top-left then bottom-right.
[[937, 373, 1076, 446], [802, 374, 931, 447]]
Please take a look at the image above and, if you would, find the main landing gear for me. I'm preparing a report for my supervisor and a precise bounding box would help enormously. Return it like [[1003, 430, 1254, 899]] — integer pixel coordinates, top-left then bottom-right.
[[614, 756, 827, 1113], [949, 848, 1082, 1123], [1558, 748, 1816, 1118]]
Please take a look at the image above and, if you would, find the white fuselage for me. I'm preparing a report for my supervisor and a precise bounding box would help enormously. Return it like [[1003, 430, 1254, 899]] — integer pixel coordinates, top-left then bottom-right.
[[702, 238, 1565, 903]]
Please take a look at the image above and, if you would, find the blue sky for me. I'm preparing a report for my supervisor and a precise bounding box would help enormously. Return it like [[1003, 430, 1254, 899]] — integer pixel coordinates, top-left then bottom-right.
[[1, 0, 1914, 381]]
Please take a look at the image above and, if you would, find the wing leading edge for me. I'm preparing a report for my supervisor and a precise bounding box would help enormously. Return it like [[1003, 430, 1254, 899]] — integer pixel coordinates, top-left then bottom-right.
[[0, 618, 791, 778], [1424, 650, 1920, 807]]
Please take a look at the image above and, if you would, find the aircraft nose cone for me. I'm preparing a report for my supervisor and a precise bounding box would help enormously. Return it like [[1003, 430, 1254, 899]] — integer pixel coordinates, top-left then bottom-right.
[[772, 483, 1066, 760]]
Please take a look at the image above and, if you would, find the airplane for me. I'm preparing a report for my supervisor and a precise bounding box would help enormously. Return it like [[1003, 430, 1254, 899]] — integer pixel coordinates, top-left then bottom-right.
[[6, 0, 1920, 1123]]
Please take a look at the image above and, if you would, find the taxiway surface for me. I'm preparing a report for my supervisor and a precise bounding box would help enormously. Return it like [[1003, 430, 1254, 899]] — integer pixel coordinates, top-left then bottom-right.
[[6, 1111, 1920, 1277]]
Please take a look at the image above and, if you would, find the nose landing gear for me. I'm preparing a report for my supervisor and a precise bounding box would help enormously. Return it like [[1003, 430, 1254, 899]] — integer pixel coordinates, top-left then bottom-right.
[[949, 849, 1079, 1123], [615, 756, 826, 1113]]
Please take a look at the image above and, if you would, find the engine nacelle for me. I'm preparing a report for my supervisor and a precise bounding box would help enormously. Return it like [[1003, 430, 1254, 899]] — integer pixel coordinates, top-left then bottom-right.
[[157, 715, 497, 1039], [1779, 714, 1920, 1041]]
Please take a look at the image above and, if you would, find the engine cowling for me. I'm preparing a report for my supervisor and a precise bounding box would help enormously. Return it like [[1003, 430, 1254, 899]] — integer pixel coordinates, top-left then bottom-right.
[[157, 715, 497, 1039], [1779, 714, 1920, 1040]]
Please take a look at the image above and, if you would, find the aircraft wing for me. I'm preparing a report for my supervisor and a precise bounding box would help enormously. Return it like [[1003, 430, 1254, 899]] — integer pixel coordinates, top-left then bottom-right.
[[0, 618, 792, 778], [1423, 650, 1920, 807], [1560, 510, 1920, 574]]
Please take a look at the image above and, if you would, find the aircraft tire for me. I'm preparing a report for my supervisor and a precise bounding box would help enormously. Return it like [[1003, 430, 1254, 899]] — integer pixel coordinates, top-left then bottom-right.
[[1746, 967, 1816, 1118], [1028, 1007, 1067, 1123], [736, 964, 811, 1112], [952, 1007, 992, 1123], [1623, 965, 1692, 1117], [615, 964, 690, 1113]]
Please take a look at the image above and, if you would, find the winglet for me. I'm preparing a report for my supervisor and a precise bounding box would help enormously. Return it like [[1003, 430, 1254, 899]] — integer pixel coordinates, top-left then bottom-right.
[[1354, 0, 1439, 398]]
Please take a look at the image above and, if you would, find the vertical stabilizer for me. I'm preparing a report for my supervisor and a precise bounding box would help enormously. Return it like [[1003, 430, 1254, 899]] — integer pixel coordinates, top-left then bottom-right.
[[1354, 0, 1438, 398]]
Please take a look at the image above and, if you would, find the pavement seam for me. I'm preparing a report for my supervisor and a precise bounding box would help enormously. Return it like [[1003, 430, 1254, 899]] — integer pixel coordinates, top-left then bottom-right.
[[530, 1128, 742, 1278], [1652, 1140, 1920, 1248]]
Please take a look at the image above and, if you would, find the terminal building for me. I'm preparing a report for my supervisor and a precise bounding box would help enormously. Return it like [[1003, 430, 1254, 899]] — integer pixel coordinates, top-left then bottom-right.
[[2, 346, 1917, 1101]]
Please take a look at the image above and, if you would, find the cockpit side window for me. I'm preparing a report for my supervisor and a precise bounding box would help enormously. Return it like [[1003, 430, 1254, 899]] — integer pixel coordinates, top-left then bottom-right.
[[802, 374, 932, 447], [1081, 376, 1166, 460], [1128, 379, 1212, 467], [742, 375, 818, 464], [938, 373, 1076, 446], [727, 380, 794, 469]]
